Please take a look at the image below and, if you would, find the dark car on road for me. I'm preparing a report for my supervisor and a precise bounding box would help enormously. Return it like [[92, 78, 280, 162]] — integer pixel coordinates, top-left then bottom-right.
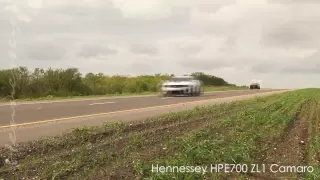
[[249, 82, 260, 89]]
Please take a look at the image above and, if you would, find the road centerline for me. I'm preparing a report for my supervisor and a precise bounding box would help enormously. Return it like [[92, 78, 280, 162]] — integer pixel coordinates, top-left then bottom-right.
[[89, 102, 116, 105]]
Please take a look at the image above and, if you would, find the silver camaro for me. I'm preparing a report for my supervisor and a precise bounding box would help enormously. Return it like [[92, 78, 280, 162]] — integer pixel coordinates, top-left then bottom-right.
[[160, 76, 203, 96]]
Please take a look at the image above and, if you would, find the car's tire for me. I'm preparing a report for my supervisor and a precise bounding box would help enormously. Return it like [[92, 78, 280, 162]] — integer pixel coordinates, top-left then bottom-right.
[[195, 87, 200, 96], [194, 88, 197, 96], [196, 86, 201, 96], [189, 87, 194, 96], [162, 91, 170, 97], [196, 91, 200, 96]]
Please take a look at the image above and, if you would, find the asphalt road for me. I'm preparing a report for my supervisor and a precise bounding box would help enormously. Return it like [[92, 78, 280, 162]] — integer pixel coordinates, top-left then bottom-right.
[[0, 89, 290, 146], [0, 89, 279, 127]]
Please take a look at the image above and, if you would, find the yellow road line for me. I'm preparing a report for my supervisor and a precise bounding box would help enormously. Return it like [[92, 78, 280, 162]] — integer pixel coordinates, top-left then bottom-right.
[[0, 90, 287, 129]]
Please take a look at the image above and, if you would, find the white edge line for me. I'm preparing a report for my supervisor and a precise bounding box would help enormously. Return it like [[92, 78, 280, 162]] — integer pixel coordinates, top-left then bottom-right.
[[161, 97, 174, 99]]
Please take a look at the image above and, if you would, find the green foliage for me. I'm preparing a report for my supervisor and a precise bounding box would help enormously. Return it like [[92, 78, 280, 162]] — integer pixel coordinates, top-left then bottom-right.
[[191, 72, 229, 86], [0, 66, 238, 99]]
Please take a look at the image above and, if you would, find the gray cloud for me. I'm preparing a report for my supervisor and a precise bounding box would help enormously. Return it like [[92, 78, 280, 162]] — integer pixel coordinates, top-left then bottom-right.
[[250, 63, 278, 74], [251, 57, 320, 74], [24, 42, 66, 61], [1, 0, 320, 88], [281, 66, 320, 74], [179, 58, 230, 71], [130, 44, 158, 55], [78, 44, 117, 58], [16, 4, 192, 37], [262, 25, 312, 48], [178, 45, 202, 55]]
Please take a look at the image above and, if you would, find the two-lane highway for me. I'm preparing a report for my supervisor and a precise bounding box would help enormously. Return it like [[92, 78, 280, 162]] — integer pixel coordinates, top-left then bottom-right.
[[0, 89, 289, 145], [0, 89, 278, 127]]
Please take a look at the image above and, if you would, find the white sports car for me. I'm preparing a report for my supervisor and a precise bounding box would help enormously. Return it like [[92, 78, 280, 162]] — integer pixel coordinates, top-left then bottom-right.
[[160, 76, 202, 96]]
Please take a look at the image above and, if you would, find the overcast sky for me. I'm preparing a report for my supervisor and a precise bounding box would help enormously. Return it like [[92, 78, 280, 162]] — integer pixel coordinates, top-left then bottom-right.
[[1, 0, 320, 88]]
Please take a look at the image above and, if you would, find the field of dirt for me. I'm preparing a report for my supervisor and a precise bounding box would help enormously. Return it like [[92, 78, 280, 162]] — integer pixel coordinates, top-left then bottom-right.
[[0, 88, 319, 180]]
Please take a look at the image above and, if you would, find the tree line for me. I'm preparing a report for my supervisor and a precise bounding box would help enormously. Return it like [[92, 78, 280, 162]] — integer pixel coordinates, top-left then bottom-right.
[[0, 67, 236, 99]]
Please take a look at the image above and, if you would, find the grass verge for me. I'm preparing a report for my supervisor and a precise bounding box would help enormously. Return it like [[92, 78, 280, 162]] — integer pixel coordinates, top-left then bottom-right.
[[1, 88, 319, 180]]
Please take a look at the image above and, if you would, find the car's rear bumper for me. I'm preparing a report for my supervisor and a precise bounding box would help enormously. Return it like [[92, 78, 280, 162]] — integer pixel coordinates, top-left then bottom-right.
[[250, 85, 260, 89]]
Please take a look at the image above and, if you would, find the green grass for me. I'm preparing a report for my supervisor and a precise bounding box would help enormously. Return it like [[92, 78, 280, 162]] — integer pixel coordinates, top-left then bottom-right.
[[1, 88, 319, 180], [304, 95, 320, 180], [133, 89, 312, 179], [0, 86, 248, 103]]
